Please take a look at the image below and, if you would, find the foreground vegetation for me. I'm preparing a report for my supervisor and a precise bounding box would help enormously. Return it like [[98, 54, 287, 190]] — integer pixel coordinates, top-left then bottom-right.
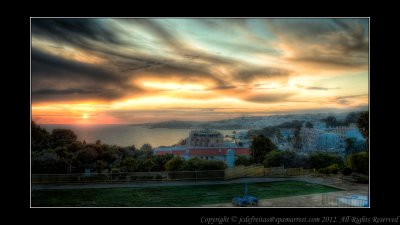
[[31, 181, 339, 207], [32, 121, 225, 174]]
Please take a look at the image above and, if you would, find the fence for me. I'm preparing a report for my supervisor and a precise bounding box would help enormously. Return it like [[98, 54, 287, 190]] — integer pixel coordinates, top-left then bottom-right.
[[32, 167, 317, 184], [224, 165, 264, 179], [32, 170, 225, 184], [322, 194, 369, 207], [225, 166, 316, 179]]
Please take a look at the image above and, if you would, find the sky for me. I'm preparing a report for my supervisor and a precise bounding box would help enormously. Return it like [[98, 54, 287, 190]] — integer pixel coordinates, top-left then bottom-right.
[[31, 18, 369, 124]]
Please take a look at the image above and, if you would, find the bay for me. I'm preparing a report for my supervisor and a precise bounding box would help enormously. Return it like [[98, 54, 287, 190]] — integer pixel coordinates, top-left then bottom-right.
[[40, 124, 235, 148]]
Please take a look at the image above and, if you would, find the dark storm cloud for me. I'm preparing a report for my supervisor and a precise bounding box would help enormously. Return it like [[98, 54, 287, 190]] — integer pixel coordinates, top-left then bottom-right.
[[242, 93, 294, 103], [141, 63, 228, 86], [31, 48, 142, 102], [297, 85, 340, 91], [234, 67, 291, 82], [34, 88, 102, 95], [332, 19, 368, 53], [268, 19, 368, 68], [334, 94, 367, 106], [32, 47, 117, 82], [32, 18, 125, 47], [32, 88, 124, 102], [32, 18, 295, 97]]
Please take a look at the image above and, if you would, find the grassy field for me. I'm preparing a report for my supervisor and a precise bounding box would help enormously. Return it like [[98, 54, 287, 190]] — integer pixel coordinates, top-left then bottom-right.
[[31, 181, 339, 207]]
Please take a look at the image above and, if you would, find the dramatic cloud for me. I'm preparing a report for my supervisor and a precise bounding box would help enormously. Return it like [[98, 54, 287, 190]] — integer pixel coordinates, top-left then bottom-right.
[[267, 18, 368, 70], [32, 18, 127, 48], [31, 18, 369, 124], [242, 93, 295, 103], [297, 85, 340, 91]]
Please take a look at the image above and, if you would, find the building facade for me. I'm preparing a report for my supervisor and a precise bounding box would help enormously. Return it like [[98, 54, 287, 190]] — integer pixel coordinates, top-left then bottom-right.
[[154, 129, 251, 166]]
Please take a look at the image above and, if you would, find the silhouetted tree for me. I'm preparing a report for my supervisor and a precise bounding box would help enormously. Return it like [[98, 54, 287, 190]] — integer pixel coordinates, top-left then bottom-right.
[[357, 111, 369, 152], [165, 156, 184, 171], [293, 127, 302, 149], [264, 150, 283, 167], [50, 129, 77, 148], [322, 116, 339, 127], [345, 112, 361, 125], [250, 135, 276, 164], [31, 121, 50, 151], [235, 155, 252, 166]]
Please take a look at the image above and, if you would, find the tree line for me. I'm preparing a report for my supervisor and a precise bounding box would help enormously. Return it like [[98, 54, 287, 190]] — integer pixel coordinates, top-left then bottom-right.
[[32, 121, 225, 174]]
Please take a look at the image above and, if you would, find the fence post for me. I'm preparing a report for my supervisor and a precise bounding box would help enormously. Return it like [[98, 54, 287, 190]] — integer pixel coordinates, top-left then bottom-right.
[[195, 171, 198, 183]]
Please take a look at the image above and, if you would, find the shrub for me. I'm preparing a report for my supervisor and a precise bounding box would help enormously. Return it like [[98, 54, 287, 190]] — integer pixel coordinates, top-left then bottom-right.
[[326, 163, 340, 174], [182, 157, 202, 171], [199, 160, 226, 170], [309, 152, 344, 169], [264, 150, 283, 167], [342, 167, 353, 175], [235, 155, 252, 166], [348, 152, 368, 175], [165, 157, 184, 171], [318, 167, 329, 174]]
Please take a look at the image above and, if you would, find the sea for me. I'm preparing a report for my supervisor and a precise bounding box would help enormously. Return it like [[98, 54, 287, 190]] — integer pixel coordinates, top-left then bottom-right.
[[40, 124, 236, 148]]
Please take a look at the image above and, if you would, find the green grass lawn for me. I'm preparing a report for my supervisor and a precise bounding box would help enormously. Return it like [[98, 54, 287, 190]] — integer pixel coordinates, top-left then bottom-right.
[[31, 181, 339, 207]]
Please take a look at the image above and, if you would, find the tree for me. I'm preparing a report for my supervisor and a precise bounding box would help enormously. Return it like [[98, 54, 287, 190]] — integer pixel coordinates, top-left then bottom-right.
[[235, 155, 251, 166], [250, 135, 276, 164], [305, 121, 313, 128], [50, 129, 77, 148], [357, 111, 369, 152], [75, 146, 99, 169], [94, 160, 107, 173], [322, 116, 339, 127], [309, 152, 344, 169], [142, 158, 156, 172], [140, 143, 153, 152], [348, 152, 368, 175], [122, 157, 138, 172], [139, 143, 153, 158], [53, 146, 75, 173], [264, 150, 283, 167], [183, 157, 202, 171], [293, 127, 302, 149], [153, 154, 174, 171], [345, 112, 361, 125], [31, 121, 50, 151], [198, 160, 225, 170], [32, 149, 61, 173], [165, 156, 184, 171], [345, 138, 356, 156], [275, 129, 283, 143]]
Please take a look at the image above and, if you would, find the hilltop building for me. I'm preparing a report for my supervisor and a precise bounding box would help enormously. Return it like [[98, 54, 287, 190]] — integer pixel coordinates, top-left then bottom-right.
[[154, 129, 251, 167]]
